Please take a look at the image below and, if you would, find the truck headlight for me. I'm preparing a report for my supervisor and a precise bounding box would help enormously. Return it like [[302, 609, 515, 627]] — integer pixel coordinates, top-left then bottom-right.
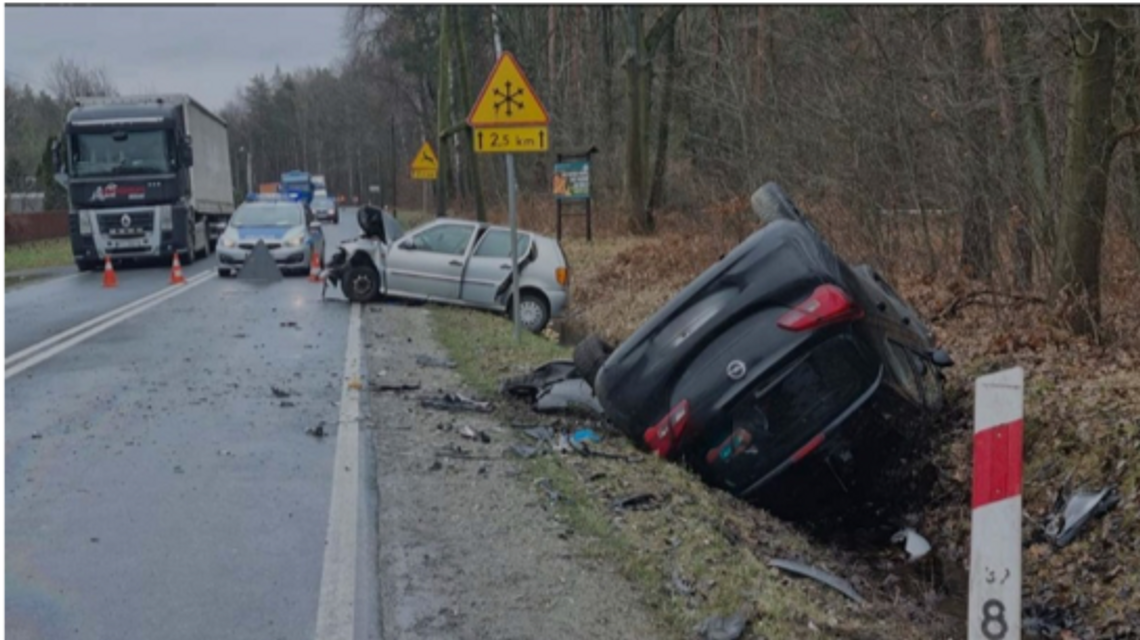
[[78, 210, 93, 236], [157, 205, 173, 231]]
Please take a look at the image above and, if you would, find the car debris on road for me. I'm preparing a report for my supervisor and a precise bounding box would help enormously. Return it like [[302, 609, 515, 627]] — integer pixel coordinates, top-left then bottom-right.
[[420, 392, 493, 413], [891, 527, 932, 562]]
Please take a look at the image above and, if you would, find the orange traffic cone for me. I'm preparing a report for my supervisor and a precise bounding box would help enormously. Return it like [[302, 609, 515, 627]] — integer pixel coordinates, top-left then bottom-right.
[[102, 255, 118, 289], [308, 249, 322, 283], [170, 252, 186, 285]]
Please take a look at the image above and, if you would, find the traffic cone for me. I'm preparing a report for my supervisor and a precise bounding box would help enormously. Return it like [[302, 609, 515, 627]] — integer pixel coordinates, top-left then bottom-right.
[[102, 255, 118, 289], [170, 252, 186, 285], [308, 249, 322, 283]]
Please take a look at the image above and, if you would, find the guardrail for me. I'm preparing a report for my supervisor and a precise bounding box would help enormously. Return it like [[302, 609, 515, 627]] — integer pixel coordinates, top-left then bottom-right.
[[5, 211, 70, 246]]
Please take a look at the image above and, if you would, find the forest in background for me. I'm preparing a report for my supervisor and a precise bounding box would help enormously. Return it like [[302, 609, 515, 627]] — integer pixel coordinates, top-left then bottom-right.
[[7, 6, 1140, 337]]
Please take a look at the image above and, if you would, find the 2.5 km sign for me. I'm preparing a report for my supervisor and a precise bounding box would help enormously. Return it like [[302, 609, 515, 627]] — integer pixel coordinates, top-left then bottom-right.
[[473, 127, 548, 153]]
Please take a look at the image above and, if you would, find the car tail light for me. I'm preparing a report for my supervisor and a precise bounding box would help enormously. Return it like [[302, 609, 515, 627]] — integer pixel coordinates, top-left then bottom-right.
[[643, 400, 690, 457], [555, 266, 568, 287], [777, 284, 863, 331], [790, 433, 825, 462]]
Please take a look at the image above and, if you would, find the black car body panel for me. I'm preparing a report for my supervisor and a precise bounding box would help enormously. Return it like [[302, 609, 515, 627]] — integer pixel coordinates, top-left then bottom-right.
[[594, 183, 944, 500]]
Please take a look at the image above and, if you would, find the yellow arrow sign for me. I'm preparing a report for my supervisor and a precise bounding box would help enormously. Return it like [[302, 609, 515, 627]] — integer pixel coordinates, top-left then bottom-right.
[[410, 141, 438, 171], [467, 52, 550, 127], [473, 126, 549, 154]]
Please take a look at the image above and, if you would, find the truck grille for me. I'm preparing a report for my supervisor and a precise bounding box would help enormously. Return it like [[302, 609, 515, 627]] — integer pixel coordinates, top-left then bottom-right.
[[97, 211, 155, 236]]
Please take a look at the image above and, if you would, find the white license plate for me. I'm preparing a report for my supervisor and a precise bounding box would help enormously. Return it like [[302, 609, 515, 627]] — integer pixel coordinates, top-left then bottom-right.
[[108, 238, 148, 249]]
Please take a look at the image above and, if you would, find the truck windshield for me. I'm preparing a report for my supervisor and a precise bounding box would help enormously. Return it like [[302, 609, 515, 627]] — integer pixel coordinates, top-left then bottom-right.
[[71, 130, 173, 177], [232, 203, 304, 227]]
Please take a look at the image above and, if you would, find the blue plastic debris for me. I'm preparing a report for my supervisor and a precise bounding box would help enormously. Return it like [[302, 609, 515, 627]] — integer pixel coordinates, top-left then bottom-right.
[[570, 429, 602, 445]]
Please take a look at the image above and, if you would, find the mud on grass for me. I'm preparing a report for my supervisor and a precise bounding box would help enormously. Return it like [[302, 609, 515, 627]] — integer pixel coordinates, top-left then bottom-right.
[[430, 305, 956, 639]]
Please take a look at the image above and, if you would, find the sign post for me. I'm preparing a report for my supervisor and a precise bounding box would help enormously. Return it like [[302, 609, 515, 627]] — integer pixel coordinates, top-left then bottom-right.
[[968, 367, 1024, 640], [410, 141, 439, 216], [553, 147, 597, 242], [470, 18, 551, 341]]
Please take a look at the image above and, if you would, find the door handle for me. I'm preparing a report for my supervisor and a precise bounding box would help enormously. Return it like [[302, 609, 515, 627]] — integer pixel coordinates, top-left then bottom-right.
[[500, 264, 511, 270], [449, 260, 463, 267]]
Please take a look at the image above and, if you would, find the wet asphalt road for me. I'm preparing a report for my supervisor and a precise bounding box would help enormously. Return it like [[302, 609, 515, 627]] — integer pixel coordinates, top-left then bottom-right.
[[6, 219, 367, 639]]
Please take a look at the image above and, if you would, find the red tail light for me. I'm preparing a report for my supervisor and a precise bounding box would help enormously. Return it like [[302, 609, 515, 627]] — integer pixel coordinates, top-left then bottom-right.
[[643, 400, 691, 457], [777, 284, 863, 331]]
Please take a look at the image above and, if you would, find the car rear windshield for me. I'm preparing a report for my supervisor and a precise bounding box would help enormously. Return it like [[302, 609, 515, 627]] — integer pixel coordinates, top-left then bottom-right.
[[697, 335, 875, 488], [232, 203, 303, 227], [312, 197, 334, 208]]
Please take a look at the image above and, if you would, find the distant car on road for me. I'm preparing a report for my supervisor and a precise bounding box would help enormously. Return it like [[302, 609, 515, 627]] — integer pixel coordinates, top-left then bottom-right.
[[324, 206, 569, 333], [311, 194, 338, 224], [216, 196, 324, 277]]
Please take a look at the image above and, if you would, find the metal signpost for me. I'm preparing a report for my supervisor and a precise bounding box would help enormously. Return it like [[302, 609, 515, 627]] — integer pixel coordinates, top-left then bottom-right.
[[968, 367, 1024, 640], [553, 147, 597, 242], [472, 15, 550, 341]]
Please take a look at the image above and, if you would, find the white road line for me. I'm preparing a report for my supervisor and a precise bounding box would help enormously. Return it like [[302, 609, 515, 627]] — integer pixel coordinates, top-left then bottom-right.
[[5, 270, 214, 368], [4, 272, 217, 379], [315, 303, 363, 640]]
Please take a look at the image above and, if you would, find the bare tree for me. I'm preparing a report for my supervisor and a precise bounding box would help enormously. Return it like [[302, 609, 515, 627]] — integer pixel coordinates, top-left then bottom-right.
[[46, 57, 117, 103]]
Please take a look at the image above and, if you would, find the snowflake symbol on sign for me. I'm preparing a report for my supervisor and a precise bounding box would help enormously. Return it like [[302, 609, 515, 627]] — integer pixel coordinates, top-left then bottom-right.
[[493, 81, 525, 117]]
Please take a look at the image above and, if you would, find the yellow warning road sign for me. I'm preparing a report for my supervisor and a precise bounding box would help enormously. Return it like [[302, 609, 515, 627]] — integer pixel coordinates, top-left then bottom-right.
[[467, 52, 550, 127], [410, 141, 438, 171], [473, 126, 549, 154], [410, 141, 438, 180]]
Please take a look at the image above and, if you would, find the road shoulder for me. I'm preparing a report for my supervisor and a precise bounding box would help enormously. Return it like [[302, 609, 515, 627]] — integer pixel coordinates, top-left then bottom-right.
[[365, 304, 666, 640]]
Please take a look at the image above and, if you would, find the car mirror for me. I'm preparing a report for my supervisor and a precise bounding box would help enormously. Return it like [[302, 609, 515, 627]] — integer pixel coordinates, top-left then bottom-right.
[[399, 239, 414, 250], [929, 349, 954, 368]]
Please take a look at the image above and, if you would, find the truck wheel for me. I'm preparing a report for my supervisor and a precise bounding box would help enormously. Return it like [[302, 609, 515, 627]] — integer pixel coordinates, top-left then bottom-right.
[[574, 334, 615, 389], [182, 219, 197, 265], [76, 260, 98, 273], [342, 265, 379, 302]]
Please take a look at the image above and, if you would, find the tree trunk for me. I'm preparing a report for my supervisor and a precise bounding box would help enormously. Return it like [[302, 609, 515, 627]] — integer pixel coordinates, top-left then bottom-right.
[[435, 6, 452, 218], [648, 26, 678, 214], [453, 7, 485, 221], [548, 6, 557, 88], [1052, 6, 1119, 336], [960, 7, 996, 280], [1007, 6, 1053, 275], [624, 6, 650, 233], [602, 6, 615, 141]]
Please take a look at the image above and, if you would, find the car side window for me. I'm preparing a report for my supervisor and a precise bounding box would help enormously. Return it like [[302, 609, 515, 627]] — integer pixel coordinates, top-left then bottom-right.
[[474, 230, 531, 258], [412, 224, 475, 256]]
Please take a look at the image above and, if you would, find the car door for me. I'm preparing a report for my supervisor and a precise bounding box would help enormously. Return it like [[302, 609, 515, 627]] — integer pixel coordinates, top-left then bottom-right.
[[385, 222, 476, 300], [460, 229, 531, 308]]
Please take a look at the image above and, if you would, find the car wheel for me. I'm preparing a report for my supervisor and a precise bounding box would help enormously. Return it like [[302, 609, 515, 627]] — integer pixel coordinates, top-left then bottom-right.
[[517, 292, 550, 334], [573, 334, 614, 389], [218, 267, 233, 278], [342, 265, 379, 302]]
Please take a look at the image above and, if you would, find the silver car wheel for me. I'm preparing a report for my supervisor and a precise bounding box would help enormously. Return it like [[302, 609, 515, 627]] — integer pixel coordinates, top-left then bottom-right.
[[519, 298, 546, 332]]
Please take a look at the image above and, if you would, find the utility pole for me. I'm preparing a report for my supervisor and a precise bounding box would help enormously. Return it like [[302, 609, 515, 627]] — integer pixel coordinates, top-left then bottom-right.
[[492, 5, 522, 341], [390, 114, 398, 209], [246, 143, 254, 194]]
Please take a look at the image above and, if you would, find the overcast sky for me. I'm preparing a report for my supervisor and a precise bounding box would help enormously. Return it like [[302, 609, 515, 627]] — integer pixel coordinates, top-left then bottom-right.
[[5, 5, 349, 112]]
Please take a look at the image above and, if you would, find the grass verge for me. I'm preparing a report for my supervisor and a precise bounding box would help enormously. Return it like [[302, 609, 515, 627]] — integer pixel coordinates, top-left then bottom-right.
[[5, 237, 73, 272], [429, 304, 941, 639]]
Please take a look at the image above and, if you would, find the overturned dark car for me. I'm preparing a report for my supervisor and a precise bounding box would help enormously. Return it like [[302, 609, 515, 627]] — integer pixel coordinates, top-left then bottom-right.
[[577, 183, 951, 505]]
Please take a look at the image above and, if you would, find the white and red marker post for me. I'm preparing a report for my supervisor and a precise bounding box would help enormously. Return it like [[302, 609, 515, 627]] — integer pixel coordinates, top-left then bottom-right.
[[968, 367, 1025, 640]]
